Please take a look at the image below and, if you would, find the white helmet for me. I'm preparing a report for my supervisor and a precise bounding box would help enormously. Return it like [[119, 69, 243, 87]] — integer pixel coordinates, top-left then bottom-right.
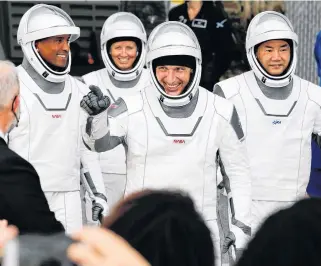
[[100, 12, 147, 82], [146, 21, 202, 107], [246, 11, 298, 87], [17, 4, 80, 83]]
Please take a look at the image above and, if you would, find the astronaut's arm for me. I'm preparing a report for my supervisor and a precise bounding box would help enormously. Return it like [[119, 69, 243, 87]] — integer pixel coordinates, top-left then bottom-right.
[[80, 144, 109, 220], [79, 98, 109, 220], [82, 98, 128, 153], [218, 107, 252, 251], [80, 141, 106, 201]]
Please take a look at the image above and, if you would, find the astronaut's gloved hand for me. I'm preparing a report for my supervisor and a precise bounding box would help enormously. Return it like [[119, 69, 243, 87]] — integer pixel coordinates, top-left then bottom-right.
[[92, 196, 109, 223], [81, 85, 111, 115]]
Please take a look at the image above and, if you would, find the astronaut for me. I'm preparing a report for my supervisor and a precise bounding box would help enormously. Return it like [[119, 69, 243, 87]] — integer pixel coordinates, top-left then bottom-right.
[[9, 4, 107, 234], [214, 11, 321, 233], [81, 21, 252, 264], [82, 12, 149, 208]]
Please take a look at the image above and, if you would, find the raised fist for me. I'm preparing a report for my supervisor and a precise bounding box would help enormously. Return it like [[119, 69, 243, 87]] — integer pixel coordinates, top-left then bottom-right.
[[80, 85, 111, 115]]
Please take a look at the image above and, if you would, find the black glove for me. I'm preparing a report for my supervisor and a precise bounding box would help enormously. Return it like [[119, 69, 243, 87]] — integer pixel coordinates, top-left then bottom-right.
[[80, 85, 111, 115], [92, 200, 105, 223]]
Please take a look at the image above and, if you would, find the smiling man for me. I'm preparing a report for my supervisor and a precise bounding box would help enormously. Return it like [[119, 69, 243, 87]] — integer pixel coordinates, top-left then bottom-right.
[[214, 11, 321, 234], [81, 21, 252, 265], [256, 39, 291, 76], [153, 55, 194, 96], [35, 34, 70, 69], [8, 4, 108, 234]]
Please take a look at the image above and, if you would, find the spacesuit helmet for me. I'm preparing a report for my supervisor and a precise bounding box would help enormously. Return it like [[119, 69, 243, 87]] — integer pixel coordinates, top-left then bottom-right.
[[246, 11, 298, 87], [17, 4, 80, 83], [101, 12, 147, 82], [146, 21, 202, 107]]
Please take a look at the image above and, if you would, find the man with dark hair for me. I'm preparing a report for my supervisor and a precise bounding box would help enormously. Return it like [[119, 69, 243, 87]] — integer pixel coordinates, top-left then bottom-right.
[[103, 190, 215, 266], [237, 198, 321, 266]]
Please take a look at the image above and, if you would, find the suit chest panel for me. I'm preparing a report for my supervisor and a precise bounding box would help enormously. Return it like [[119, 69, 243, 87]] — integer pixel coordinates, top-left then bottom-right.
[[19, 77, 80, 155], [127, 89, 220, 166], [124, 90, 221, 212], [235, 74, 315, 175]]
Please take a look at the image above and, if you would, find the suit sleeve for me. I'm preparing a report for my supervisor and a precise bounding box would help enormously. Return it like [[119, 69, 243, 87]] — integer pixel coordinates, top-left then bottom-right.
[[0, 155, 64, 234], [218, 106, 252, 250], [79, 106, 107, 204], [82, 98, 128, 153]]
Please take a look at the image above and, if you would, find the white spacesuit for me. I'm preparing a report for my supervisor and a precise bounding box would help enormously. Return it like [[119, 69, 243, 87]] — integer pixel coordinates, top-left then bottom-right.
[[9, 4, 107, 234], [214, 11, 321, 233], [82, 12, 150, 208], [81, 21, 252, 265]]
